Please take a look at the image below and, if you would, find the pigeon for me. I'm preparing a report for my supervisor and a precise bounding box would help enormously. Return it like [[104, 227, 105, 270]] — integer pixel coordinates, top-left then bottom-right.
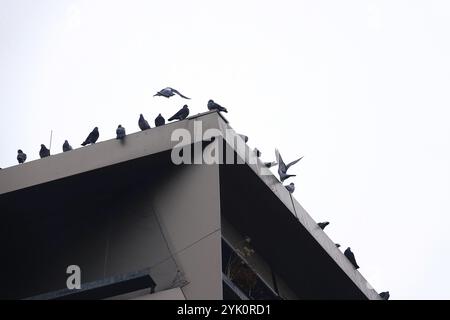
[[264, 161, 277, 168], [335, 244, 341, 248], [238, 134, 249, 143], [116, 125, 126, 140], [138, 114, 151, 131], [208, 99, 228, 113], [39, 144, 50, 158], [379, 291, 390, 300], [344, 247, 360, 269], [285, 183, 295, 193], [275, 149, 303, 182], [81, 127, 99, 146], [318, 222, 330, 230], [63, 140, 73, 152], [155, 113, 165, 127], [254, 148, 262, 158], [168, 105, 190, 121], [17, 150, 27, 164], [154, 87, 190, 99]]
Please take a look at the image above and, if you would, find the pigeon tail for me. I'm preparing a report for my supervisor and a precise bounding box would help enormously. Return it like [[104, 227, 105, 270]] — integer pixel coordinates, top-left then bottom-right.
[[280, 173, 296, 182]]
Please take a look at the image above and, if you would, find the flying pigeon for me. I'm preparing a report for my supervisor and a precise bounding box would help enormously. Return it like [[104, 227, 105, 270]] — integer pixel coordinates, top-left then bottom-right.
[[81, 127, 99, 146], [62, 140, 73, 152], [344, 247, 360, 269], [379, 291, 390, 300], [335, 244, 341, 248], [154, 87, 190, 99], [168, 105, 190, 121], [207, 100, 228, 113], [285, 183, 295, 193], [39, 144, 50, 158], [275, 149, 303, 182], [318, 222, 330, 230], [138, 114, 151, 131], [116, 125, 126, 140], [264, 161, 277, 168], [17, 150, 27, 164], [155, 113, 165, 127]]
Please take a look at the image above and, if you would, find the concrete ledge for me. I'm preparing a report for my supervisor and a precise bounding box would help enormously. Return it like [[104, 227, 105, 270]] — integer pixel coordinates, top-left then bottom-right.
[[0, 111, 223, 195]]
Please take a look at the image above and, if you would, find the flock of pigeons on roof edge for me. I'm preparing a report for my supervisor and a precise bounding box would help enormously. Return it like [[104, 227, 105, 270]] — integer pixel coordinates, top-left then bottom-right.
[[13, 87, 226, 165], [6, 86, 390, 300]]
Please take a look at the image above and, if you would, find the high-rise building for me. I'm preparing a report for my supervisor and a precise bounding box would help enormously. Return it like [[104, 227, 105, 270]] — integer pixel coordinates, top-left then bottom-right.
[[0, 111, 380, 300]]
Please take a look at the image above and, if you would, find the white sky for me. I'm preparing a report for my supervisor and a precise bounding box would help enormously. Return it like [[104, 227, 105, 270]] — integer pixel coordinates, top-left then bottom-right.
[[1, 0, 450, 299]]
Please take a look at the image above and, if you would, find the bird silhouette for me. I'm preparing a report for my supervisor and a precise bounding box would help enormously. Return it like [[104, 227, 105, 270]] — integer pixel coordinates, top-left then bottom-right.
[[379, 292, 390, 300], [62, 140, 72, 152], [17, 150, 27, 164], [154, 87, 190, 99], [116, 125, 126, 140], [208, 99, 228, 113], [155, 113, 165, 127], [318, 222, 330, 230], [168, 105, 190, 121], [275, 149, 303, 182], [138, 114, 151, 131], [81, 127, 99, 146], [344, 247, 359, 269], [264, 161, 277, 168], [39, 144, 50, 158], [285, 183, 295, 193], [238, 134, 249, 143]]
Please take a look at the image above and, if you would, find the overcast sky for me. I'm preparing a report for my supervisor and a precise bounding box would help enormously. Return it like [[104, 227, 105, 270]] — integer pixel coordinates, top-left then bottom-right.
[[1, 0, 450, 299]]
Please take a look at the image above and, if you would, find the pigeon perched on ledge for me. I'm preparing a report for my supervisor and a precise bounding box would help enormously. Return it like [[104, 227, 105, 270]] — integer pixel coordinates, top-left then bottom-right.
[[155, 114, 165, 127], [238, 134, 249, 143], [264, 161, 277, 168], [208, 100, 228, 113], [154, 87, 190, 99], [318, 222, 330, 230], [39, 144, 50, 158], [168, 105, 190, 121], [63, 140, 72, 152], [17, 150, 27, 164], [116, 125, 126, 140], [81, 127, 99, 146], [379, 291, 390, 300], [138, 114, 151, 131], [344, 247, 359, 269], [285, 183, 295, 193]]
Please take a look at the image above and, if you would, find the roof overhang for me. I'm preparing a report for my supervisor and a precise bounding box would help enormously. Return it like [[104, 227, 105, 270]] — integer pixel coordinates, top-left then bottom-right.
[[0, 111, 380, 300]]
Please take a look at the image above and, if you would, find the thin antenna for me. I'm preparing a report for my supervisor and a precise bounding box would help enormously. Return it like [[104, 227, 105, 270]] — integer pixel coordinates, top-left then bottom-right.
[[49, 130, 53, 152]]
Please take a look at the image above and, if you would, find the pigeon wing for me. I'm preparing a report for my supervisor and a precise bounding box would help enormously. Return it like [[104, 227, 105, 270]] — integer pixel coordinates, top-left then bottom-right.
[[275, 149, 287, 172], [172, 88, 190, 99], [286, 156, 303, 170]]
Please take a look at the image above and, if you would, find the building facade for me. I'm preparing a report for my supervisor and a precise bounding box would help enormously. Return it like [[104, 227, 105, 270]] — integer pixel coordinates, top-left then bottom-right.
[[0, 111, 380, 300]]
